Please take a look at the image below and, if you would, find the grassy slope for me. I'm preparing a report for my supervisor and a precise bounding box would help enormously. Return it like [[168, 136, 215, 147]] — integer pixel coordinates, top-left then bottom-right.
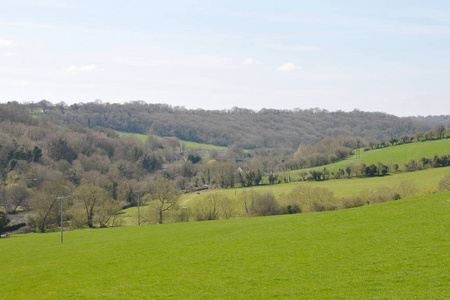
[[2, 192, 449, 299], [172, 167, 450, 207], [116, 131, 228, 150], [282, 139, 450, 179], [122, 166, 450, 223]]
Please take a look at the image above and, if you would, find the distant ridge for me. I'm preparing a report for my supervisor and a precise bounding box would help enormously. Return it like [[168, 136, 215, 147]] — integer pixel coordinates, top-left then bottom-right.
[[30, 101, 429, 149]]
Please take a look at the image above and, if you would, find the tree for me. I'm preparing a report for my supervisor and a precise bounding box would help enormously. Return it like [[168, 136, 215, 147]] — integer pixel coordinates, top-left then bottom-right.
[[414, 131, 424, 142], [242, 191, 280, 217], [150, 177, 180, 224], [432, 124, 446, 139], [47, 137, 78, 163], [389, 138, 398, 146], [0, 211, 10, 236], [73, 185, 110, 228], [28, 180, 71, 233], [208, 160, 236, 188], [364, 164, 378, 177], [5, 183, 29, 214], [95, 198, 123, 228]]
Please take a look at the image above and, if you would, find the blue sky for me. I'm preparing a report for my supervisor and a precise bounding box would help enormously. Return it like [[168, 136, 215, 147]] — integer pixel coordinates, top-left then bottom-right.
[[1, 0, 449, 116]]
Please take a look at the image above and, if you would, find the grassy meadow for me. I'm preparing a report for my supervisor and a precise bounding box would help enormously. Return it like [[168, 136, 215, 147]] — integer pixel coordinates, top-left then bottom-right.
[[281, 139, 450, 180], [2, 191, 449, 299], [116, 131, 228, 150], [180, 166, 450, 205], [122, 166, 450, 225]]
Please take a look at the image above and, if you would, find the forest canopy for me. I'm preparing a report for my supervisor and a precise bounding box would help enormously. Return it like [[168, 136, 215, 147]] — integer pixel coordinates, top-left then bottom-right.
[[29, 100, 430, 150]]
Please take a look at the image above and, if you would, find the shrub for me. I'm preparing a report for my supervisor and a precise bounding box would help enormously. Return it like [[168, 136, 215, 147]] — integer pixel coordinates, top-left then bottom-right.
[[341, 196, 366, 209], [241, 191, 280, 217], [193, 195, 220, 221], [280, 201, 302, 214], [439, 175, 450, 191], [398, 181, 418, 199], [280, 185, 337, 213], [420, 185, 438, 195], [357, 186, 403, 205]]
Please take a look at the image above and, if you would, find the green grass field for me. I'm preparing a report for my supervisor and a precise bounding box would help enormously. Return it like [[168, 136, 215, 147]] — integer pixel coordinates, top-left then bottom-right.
[[116, 131, 228, 150], [181, 166, 449, 203], [121, 166, 450, 224], [282, 139, 450, 179], [2, 191, 449, 299]]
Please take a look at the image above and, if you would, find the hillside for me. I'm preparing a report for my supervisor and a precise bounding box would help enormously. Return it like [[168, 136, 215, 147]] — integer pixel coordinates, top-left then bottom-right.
[[120, 166, 448, 223], [33, 101, 429, 149], [2, 192, 449, 299], [282, 139, 450, 179]]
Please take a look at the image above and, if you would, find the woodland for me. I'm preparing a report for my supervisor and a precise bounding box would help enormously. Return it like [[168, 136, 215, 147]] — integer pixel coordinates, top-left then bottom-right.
[[0, 100, 449, 234]]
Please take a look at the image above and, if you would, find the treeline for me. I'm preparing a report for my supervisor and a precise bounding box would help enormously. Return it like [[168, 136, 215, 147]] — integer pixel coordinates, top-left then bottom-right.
[[27, 100, 428, 149]]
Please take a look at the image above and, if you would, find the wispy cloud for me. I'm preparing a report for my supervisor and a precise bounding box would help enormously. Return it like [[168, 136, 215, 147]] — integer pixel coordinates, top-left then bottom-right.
[[0, 52, 16, 57], [243, 58, 260, 65], [63, 64, 98, 73], [0, 39, 13, 47], [276, 63, 299, 72]]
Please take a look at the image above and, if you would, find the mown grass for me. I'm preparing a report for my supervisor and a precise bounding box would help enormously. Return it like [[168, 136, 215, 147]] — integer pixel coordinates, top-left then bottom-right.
[[282, 139, 450, 179], [2, 192, 449, 299]]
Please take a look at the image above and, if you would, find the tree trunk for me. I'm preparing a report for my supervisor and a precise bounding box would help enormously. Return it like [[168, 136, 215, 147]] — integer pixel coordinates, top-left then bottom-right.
[[159, 209, 163, 224]]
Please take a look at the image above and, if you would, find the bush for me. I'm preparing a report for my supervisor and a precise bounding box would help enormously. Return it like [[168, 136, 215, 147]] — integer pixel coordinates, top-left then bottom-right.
[[398, 181, 418, 199], [281, 201, 302, 214], [241, 191, 280, 217], [439, 175, 450, 191], [193, 195, 220, 221], [279, 185, 338, 213], [341, 196, 366, 209], [356, 186, 402, 205], [192, 194, 237, 221]]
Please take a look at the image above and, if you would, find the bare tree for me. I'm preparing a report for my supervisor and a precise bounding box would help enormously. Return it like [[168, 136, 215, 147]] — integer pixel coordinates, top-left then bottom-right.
[[73, 185, 110, 228], [5, 183, 29, 214], [150, 177, 180, 224], [28, 180, 71, 232]]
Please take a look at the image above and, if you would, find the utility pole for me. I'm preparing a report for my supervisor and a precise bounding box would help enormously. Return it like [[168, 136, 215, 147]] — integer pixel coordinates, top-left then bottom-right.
[[133, 190, 142, 226], [57, 196, 70, 243], [234, 172, 237, 195]]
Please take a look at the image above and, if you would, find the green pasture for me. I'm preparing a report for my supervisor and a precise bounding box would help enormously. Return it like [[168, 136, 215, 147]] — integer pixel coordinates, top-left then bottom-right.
[[121, 166, 449, 224], [357, 139, 450, 165], [184, 166, 449, 203], [2, 192, 449, 299], [116, 131, 227, 150], [282, 139, 450, 179]]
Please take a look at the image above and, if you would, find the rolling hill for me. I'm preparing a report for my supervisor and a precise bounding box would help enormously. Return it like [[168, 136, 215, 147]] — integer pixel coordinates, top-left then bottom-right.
[[2, 192, 449, 299]]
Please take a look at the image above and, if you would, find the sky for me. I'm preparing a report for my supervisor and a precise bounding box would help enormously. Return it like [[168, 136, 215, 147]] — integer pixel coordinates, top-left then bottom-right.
[[1, 0, 450, 117]]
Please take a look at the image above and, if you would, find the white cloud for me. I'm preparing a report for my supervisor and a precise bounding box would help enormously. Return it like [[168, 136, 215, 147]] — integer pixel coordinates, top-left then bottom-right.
[[63, 64, 98, 73], [243, 58, 261, 65], [0, 52, 16, 57], [276, 63, 298, 72], [0, 39, 13, 47], [6, 80, 31, 88]]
